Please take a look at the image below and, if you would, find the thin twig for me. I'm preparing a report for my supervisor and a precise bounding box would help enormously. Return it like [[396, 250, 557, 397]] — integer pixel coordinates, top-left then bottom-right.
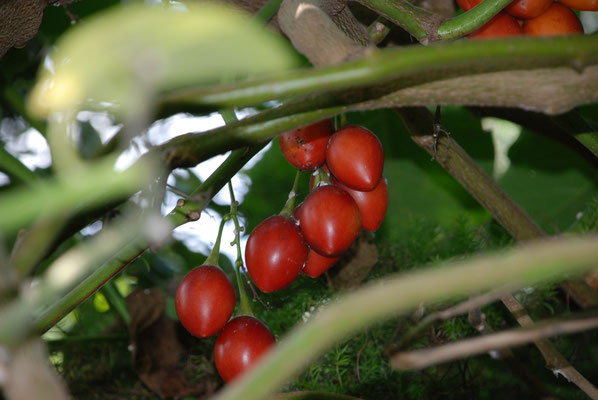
[[391, 312, 598, 373], [390, 286, 513, 351]]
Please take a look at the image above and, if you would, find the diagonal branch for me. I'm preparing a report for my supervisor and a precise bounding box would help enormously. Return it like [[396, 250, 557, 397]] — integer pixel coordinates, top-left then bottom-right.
[[33, 144, 267, 334], [395, 106, 598, 397], [391, 311, 598, 373]]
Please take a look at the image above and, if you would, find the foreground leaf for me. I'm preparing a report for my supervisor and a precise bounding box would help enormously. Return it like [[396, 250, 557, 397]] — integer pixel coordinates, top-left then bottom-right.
[[28, 3, 299, 117]]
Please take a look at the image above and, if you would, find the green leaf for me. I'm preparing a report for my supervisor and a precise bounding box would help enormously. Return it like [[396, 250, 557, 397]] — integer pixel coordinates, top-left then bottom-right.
[[28, 3, 299, 117], [0, 156, 151, 235]]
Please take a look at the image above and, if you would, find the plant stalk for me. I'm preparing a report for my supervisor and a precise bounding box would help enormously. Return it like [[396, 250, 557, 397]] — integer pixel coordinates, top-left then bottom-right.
[[33, 145, 265, 334], [212, 235, 598, 400], [437, 0, 513, 40], [228, 182, 253, 316]]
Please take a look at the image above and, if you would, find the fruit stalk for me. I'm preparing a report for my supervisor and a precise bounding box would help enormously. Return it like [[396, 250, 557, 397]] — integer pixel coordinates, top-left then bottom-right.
[[204, 216, 228, 267], [438, 0, 513, 39], [279, 170, 302, 216], [228, 182, 253, 316]]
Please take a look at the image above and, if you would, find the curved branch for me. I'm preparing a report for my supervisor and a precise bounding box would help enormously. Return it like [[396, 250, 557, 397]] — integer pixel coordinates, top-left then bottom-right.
[[160, 36, 598, 114], [437, 0, 512, 39]]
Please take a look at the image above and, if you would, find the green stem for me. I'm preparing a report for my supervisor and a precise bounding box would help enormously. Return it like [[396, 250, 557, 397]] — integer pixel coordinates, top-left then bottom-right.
[[367, 16, 391, 44], [204, 217, 228, 266], [101, 279, 131, 325], [219, 108, 238, 125], [279, 170, 301, 216], [312, 167, 331, 189], [212, 235, 598, 400], [156, 106, 344, 168], [34, 145, 265, 334], [357, 0, 434, 41], [228, 182, 253, 316], [437, 0, 513, 39], [0, 147, 38, 186], [254, 0, 284, 24], [160, 36, 598, 110]]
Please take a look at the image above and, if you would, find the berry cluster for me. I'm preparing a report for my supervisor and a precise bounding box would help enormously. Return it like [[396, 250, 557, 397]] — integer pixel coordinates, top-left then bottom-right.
[[174, 119, 387, 384], [246, 120, 388, 290], [462, 0, 592, 39], [175, 246, 275, 383]]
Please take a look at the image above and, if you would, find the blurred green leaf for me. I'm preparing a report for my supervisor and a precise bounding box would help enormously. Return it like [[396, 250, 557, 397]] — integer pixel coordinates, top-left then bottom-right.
[[29, 3, 299, 117], [0, 156, 151, 234]]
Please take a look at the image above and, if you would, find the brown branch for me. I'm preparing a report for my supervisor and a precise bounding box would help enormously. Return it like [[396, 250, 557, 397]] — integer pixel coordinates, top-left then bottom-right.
[[388, 286, 513, 353], [395, 106, 598, 397], [395, 106, 598, 309], [278, 0, 371, 66], [391, 312, 598, 373]]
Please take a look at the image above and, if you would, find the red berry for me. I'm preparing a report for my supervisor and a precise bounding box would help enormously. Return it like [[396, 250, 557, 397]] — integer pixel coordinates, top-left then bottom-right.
[[326, 125, 384, 191], [558, 0, 598, 11], [468, 12, 523, 39], [214, 316, 275, 383], [298, 185, 361, 257], [279, 119, 333, 170], [505, 0, 552, 19], [303, 249, 340, 278], [245, 215, 308, 293], [175, 265, 235, 338], [332, 175, 388, 232], [457, 0, 482, 10], [524, 3, 583, 35]]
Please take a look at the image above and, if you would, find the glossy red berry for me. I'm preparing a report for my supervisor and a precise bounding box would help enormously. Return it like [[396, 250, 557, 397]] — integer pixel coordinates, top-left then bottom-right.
[[468, 12, 523, 39], [175, 265, 235, 338], [326, 125, 384, 191], [298, 185, 361, 257], [279, 119, 333, 170], [524, 3, 584, 35], [245, 215, 308, 293], [456, 0, 481, 11], [303, 249, 340, 278], [214, 316, 276, 383], [332, 175, 388, 232], [558, 0, 598, 11], [505, 0, 552, 19]]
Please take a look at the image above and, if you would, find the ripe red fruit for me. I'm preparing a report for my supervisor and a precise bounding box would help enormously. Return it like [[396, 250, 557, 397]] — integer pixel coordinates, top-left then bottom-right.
[[214, 316, 276, 383], [332, 175, 388, 232], [175, 265, 235, 338], [505, 0, 552, 19], [523, 3, 584, 35], [558, 0, 598, 10], [326, 125, 384, 191], [298, 185, 361, 257], [245, 215, 308, 293], [468, 12, 524, 39], [303, 249, 340, 278], [279, 119, 333, 170], [456, 0, 482, 11]]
